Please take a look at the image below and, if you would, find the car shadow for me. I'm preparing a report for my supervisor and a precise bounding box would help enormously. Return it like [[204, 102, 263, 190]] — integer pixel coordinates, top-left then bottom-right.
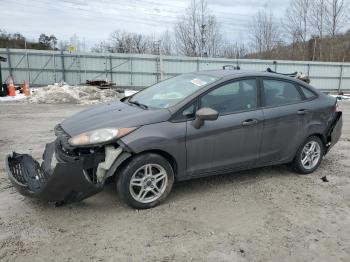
[[16, 164, 296, 211], [169, 164, 295, 200]]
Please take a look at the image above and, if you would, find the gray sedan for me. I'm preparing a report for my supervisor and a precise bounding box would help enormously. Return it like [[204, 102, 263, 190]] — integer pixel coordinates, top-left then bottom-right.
[[6, 70, 342, 209]]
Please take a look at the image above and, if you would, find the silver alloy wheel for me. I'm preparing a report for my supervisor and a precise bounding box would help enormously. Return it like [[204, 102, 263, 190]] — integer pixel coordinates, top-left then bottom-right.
[[301, 141, 321, 170], [129, 164, 168, 204]]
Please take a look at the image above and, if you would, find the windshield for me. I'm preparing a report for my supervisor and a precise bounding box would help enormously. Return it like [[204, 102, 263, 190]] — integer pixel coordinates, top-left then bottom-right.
[[129, 74, 218, 109]]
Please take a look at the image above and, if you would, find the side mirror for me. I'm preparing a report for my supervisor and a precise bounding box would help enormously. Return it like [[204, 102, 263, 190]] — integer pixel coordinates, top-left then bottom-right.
[[192, 107, 219, 129]]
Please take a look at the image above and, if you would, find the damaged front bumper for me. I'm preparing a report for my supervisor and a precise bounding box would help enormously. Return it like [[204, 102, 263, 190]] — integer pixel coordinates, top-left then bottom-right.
[[6, 142, 105, 205]]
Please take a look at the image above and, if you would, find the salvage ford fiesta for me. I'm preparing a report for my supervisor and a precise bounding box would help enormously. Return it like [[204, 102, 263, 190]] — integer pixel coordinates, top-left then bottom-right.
[[6, 70, 342, 209]]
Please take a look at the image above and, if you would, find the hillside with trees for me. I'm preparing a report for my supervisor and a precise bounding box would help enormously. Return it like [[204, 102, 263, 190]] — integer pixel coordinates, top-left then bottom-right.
[[0, 30, 58, 50], [91, 0, 350, 62], [248, 0, 350, 62]]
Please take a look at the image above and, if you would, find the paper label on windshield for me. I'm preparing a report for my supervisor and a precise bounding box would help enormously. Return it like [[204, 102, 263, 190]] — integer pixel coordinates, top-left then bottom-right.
[[191, 78, 207, 87]]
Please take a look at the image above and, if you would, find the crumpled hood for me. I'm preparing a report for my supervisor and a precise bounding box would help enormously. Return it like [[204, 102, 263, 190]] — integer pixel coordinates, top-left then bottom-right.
[[61, 100, 171, 136]]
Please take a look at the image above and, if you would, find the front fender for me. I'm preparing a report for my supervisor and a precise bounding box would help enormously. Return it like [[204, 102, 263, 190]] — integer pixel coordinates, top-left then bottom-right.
[[120, 121, 187, 179]]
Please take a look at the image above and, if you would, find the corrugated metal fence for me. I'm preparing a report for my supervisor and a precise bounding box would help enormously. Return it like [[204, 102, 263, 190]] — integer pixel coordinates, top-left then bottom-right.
[[1, 48, 349, 91]]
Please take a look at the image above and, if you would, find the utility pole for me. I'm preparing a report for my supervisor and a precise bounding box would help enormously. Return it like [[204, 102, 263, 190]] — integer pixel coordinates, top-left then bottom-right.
[[25, 39, 30, 84], [155, 40, 163, 82], [200, 24, 206, 58], [200, 0, 206, 58], [159, 40, 163, 81]]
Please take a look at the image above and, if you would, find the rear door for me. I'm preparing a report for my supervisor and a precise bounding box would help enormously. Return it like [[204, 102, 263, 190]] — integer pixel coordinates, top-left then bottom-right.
[[185, 78, 264, 176], [259, 78, 306, 164]]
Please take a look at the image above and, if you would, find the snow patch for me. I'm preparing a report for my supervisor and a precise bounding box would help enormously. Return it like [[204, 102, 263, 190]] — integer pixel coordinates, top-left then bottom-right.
[[0, 91, 26, 102], [124, 89, 139, 97], [329, 94, 350, 101], [27, 83, 124, 105]]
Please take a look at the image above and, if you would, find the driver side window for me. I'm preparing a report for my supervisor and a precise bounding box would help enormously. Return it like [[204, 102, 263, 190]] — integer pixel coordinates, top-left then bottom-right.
[[200, 79, 258, 114]]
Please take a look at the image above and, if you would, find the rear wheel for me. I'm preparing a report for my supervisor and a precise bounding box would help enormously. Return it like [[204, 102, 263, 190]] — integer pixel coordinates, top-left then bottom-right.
[[116, 153, 174, 209], [291, 136, 324, 174]]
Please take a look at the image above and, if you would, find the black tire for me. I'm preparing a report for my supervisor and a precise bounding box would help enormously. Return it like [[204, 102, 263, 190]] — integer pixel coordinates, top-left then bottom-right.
[[116, 153, 174, 209], [290, 136, 325, 175]]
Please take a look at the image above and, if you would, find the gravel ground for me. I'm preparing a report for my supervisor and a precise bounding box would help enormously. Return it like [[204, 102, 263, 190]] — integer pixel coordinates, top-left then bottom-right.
[[0, 102, 349, 262]]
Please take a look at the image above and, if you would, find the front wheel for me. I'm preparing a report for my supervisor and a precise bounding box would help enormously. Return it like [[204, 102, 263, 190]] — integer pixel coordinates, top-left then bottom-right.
[[116, 153, 174, 209], [291, 136, 324, 174]]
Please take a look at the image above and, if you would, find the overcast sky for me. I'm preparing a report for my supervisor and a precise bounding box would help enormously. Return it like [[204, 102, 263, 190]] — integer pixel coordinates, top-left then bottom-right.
[[0, 0, 291, 49]]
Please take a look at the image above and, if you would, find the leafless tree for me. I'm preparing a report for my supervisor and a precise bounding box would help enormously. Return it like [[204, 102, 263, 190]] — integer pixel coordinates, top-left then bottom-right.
[[160, 29, 174, 55], [326, 0, 348, 60], [88, 0, 350, 62], [109, 31, 132, 53], [132, 34, 149, 54], [91, 41, 110, 53], [148, 37, 162, 55], [220, 42, 247, 58], [309, 0, 328, 60], [249, 9, 281, 58], [108, 30, 152, 54], [174, 0, 197, 56], [90, 30, 174, 55], [174, 0, 222, 57], [284, 0, 310, 59], [205, 15, 223, 57], [327, 0, 348, 36]]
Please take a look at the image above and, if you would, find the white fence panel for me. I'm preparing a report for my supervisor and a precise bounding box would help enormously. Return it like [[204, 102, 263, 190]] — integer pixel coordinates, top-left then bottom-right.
[[1, 48, 350, 91]]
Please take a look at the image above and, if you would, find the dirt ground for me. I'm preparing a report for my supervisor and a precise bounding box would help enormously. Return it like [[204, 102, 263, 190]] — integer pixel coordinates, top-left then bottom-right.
[[0, 101, 349, 262]]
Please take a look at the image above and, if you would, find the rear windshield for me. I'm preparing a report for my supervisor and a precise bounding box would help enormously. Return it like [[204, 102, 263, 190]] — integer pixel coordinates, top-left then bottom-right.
[[129, 74, 218, 109]]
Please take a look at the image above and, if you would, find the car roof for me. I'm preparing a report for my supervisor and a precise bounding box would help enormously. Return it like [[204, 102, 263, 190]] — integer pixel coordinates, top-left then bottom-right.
[[195, 69, 321, 95], [192, 69, 315, 88], [193, 69, 305, 83], [194, 69, 250, 78]]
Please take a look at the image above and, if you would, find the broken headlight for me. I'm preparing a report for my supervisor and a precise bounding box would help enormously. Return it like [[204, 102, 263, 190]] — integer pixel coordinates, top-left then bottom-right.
[[68, 127, 136, 146]]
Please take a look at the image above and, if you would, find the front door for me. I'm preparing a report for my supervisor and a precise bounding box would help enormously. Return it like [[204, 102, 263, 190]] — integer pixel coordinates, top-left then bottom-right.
[[186, 79, 264, 177]]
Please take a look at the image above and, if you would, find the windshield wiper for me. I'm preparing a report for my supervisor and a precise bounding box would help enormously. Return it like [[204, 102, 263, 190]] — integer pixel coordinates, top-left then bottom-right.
[[129, 100, 148, 109]]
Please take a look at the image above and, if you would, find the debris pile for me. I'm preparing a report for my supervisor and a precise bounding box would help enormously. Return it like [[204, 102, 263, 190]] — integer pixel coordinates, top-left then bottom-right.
[[86, 80, 113, 88], [27, 83, 123, 105], [296, 72, 311, 84], [266, 68, 311, 83]]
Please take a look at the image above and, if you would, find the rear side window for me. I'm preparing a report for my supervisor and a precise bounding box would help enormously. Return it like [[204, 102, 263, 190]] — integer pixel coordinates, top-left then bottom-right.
[[201, 79, 257, 114], [263, 79, 302, 107], [300, 86, 317, 99]]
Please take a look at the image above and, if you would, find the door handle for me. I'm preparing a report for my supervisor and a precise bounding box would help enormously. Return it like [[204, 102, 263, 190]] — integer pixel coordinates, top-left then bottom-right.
[[242, 119, 259, 127], [297, 109, 307, 115]]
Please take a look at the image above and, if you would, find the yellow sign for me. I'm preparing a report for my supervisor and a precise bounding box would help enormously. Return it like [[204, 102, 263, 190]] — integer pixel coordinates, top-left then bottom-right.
[[68, 45, 76, 53]]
